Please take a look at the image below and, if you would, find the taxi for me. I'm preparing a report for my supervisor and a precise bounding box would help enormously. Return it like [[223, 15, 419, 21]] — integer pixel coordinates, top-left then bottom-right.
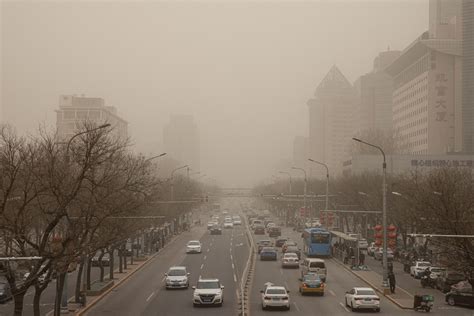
[[299, 273, 325, 296]]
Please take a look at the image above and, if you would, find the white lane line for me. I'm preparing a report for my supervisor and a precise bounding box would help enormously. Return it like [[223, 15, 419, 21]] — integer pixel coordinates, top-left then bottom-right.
[[293, 302, 301, 312], [233, 274, 237, 282], [204, 255, 207, 260], [232, 263, 235, 270], [284, 281, 289, 289], [230, 254, 233, 260], [339, 302, 350, 312], [200, 263, 204, 269], [329, 290, 336, 296], [207, 248, 210, 252], [146, 291, 155, 302], [161, 276, 166, 282]]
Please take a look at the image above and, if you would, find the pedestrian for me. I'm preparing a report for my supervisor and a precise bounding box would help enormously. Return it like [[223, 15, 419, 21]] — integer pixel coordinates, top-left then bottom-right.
[[388, 271, 396, 294], [359, 252, 365, 266]]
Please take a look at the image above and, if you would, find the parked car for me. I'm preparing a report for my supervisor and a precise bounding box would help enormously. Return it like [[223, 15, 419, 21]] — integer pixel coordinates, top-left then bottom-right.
[[410, 261, 431, 278], [436, 271, 466, 293], [164, 266, 190, 289], [275, 237, 289, 248], [281, 253, 299, 268], [445, 290, 474, 308], [260, 283, 290, 310], [91, 253, 111, 267], [299, 273, 324, 296], [192, 278, 224, 307], [0, 283, 12, 303], [344, 287, 380, 312], [260, 247, 278, 261]]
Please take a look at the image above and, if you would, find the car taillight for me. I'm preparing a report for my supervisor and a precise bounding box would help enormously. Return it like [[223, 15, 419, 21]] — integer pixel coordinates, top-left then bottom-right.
[[374, 297, 380, 301], [302, 283, 307, 287], [320, 283, 325, 288], [354, 297, 363, 300], [282, 296, 289, 300], [264, 296, 271, 300]]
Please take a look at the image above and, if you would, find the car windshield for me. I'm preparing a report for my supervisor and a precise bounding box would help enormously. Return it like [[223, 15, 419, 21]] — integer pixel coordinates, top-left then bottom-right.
[[188, 241, 200, 246], [197, 281, 219, 289], [310, 262, 325, 268], [267, 288, 286, 295], [168, 269, 186, 276], [284, 254, 298, 258], [357, 290, 376, 295], [304, 274, 320, 281], [311, 233, 330, 243]]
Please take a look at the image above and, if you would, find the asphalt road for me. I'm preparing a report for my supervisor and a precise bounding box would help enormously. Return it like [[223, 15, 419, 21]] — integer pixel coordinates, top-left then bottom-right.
[[86, 208, 250, 316], [249, 220, 474, 316]]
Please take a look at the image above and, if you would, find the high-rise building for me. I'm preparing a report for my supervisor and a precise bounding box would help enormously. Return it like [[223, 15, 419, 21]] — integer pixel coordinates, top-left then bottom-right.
[[429, 0, 463, 40], [386, 31, 462, 154], [55, 95, 128, 141], [355, 50, 401, 134], [163, 115, 200, 171], [307, 66, 357, 177], [293, 136, 309, 169], [462, 0, 474, 152]]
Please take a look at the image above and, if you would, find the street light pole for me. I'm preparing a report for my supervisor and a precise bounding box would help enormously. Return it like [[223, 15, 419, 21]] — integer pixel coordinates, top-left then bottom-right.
[[352, 137, 388, 291], [308, 159, 329, 211], [145, 152, 167, 163], [278, 171, 292, 195], [292, 167, 307, 220], [170, 165, 189, 200]]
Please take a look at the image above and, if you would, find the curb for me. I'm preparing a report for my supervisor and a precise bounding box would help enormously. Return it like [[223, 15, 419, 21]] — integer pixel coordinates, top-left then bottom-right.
[[76, 233, 182, 316], [331, 258, 413, 310]]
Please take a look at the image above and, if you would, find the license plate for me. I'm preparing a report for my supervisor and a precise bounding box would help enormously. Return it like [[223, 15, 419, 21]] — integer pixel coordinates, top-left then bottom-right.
[[272, 298, 280, 301], [364, 298, 371, 301]]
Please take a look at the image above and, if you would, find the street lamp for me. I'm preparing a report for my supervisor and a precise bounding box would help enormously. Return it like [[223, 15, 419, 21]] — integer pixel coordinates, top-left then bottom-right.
[[170, 165, 189, 200], [278, 171, 292, 195], [145, 152, 167, 163], [292, 167, 307, 220], [352, 137, 389, 291], [308, 158, 329, 211]]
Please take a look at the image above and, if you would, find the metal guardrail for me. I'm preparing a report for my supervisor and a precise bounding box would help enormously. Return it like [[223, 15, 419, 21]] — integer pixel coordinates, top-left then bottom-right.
[[239, 215, 255, 316]]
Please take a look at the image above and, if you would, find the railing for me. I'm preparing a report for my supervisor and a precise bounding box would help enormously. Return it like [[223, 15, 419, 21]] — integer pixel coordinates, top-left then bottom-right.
[[239, 215, 255, 316]]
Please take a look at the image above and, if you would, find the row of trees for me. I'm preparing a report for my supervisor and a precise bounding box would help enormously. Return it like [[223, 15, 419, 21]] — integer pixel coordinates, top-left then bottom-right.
[[0, 123, 208, 315], [255, 167, 474, 287]]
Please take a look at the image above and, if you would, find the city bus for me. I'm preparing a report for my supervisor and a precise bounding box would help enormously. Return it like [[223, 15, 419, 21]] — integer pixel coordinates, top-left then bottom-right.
[[302, 227, 332, 257]]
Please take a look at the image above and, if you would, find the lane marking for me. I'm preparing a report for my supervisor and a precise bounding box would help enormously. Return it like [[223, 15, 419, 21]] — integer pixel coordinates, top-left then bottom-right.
[[146, 291, 155, 302], [200, 263, 204, 269], [284, 281, 289, 289], [280, 270, 283, 275], [293, 302, 301, 312], [232, 263, 235, 270], [230, 254, 233, 260], [161, 276, 166, 282], [207, 248, 210, 252], [233, 274, 237, 282], [329, 290, 336, 296], [204, 255, 207, 260], [339, 302, 350, 312]]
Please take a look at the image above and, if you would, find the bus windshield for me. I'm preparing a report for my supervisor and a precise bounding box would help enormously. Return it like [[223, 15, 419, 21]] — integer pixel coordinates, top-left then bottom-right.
[[311, 233, 330, 244]]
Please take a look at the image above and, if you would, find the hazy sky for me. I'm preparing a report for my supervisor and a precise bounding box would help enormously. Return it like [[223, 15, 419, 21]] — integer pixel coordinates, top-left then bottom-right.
[[1, 0, 428, 187]]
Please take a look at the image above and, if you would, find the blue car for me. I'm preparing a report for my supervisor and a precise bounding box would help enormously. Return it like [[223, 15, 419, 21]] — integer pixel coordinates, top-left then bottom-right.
[[260, 247, 277, 261]]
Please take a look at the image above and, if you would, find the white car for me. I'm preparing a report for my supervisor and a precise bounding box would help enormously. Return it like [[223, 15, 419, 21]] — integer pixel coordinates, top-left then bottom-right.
[[367, 243, 378, 256], [358, 239, 369, 249], [164, 266, 190, 289], [186, 240, 202, 253], [224, 220, 234, 228], [261, 283, 290, 310], [232, 216, 242, 225], [192, 278, 224, 306], [345, 287, 380, 312], [281, 253, 299, 268], [410, 261, 431, 278], [374, 248, 394, 261], [428, 266, 446, 279]]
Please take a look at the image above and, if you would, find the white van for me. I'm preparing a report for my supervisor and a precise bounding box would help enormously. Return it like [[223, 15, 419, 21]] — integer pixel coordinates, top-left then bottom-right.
[[301, 258, 327, 282]]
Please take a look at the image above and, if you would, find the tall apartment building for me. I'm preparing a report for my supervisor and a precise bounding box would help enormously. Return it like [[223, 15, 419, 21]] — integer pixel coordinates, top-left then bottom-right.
[[56, 95, 128, 141], [307, 66, 357, 177], [462, 0, 474, 152], [163, 115, 200, 171], [354, 50, 401, 134]]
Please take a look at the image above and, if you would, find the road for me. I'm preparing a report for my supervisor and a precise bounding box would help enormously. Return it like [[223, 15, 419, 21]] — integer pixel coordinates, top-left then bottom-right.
[[86, 208, 250, 315], [249, 219, 474, 316]]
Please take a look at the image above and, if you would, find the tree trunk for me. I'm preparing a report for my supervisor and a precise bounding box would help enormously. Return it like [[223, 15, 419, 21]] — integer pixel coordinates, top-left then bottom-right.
[[75, 259, 85, 303], [54, 272, 66, 316], [12, 289, 27, 316], [33, 283, 48, 316], [98, 250, 105, 282], [109, 248, 114, 280], [86, 257, 92, 290], [118, 248, 123, 273]]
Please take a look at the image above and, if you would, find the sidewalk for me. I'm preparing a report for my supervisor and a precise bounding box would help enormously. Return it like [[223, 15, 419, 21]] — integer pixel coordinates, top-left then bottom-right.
[[331, 256, 414, 309]]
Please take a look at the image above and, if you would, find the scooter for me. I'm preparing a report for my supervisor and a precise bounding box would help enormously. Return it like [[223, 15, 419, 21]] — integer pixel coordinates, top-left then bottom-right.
[[420, 275, 436, 288]]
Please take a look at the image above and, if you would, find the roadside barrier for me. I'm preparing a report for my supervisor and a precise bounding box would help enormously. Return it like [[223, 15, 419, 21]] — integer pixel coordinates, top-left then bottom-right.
[[239, 216, 255, 316]]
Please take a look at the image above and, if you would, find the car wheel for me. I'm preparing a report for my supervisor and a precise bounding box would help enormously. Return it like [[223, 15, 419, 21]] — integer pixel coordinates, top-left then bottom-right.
[[345, 298, 348, 307], [262, 304, 266, 310], [193, 303, 198, 307], [351, 302, 355, 312], [447, 296, 456, 306], [286, 305, 290, 311], [375, 308, 380, 312]]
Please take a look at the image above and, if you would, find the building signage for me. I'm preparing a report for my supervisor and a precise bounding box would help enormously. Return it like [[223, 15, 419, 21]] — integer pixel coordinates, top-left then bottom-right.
[[411, 159, 473, 167]]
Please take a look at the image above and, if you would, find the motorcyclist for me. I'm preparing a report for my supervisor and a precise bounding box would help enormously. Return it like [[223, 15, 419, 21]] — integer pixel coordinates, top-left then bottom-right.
[[422, 267, 431, 278]]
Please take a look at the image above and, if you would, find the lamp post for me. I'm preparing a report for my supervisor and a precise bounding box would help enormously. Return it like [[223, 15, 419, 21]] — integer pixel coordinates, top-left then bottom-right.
[[292, 167, 307, 221], [278, 171, 292, 195], [308, 159, 329, 211], [145, 152, 167, 163], [170, 165, 189, 200], [352, 137, 389, 290]]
